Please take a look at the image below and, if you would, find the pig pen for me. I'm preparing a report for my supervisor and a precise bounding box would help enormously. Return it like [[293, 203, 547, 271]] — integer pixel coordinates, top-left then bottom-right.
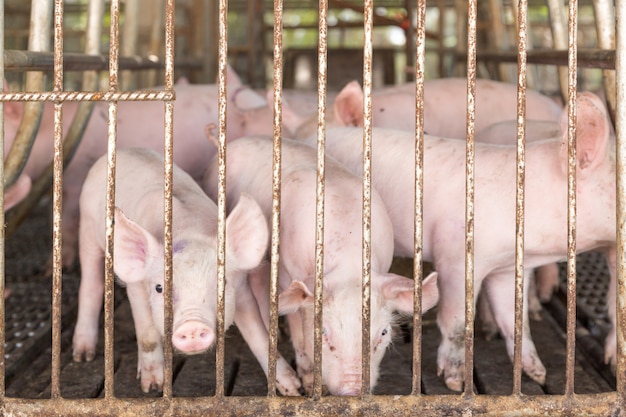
[[1, 0, 625, 416]]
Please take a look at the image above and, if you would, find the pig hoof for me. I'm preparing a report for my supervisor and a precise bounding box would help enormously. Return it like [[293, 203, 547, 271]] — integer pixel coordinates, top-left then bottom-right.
[[444, 376, 464, 392], [480, 322, 499, 341], [72, 349, 96, 362], [529, 309, 542, 322], [276, 360, 302, 396], [524, 362, 546, 386]]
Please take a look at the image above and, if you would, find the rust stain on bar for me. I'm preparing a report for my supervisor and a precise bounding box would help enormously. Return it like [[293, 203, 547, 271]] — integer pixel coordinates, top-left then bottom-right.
[[512, 0, 528, 396], [215, 0, 230, 399], [50, 0, 65, 401], [313, 0, 328, 401], [411, 0, 427, 397], [161, 0, 176, 400], [0, 90, 174, 102], [0, 0, 5, 399], [464, 0, 477, 398], [104, 0, 121, 400], [565, 0, 579, 397], [361, 0, 374, 398], [615, 0, 626, 396], [104, 102, 118, 399], [269, 0, 284, 399]]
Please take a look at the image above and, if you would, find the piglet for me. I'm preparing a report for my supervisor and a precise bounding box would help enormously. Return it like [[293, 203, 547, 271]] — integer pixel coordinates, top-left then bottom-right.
[[72, 148, 301, 395], [4, 66, 275, 273], [202, 136, 439, 396], [305, 92, 615, 391]]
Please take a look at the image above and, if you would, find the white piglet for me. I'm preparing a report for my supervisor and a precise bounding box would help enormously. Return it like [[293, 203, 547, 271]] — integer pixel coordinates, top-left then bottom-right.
[[73, 148, 300, 395], [304, 92, 615, 391], [202, 136, 439, 396]]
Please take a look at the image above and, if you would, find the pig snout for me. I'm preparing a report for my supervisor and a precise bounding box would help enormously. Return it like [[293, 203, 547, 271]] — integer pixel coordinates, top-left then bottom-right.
[[172, 320, 215, 353], [334, 375, 362, 396]]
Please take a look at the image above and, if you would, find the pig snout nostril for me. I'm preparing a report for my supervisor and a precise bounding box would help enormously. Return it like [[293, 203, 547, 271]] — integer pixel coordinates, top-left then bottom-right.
[[172, 321, 215, 354]]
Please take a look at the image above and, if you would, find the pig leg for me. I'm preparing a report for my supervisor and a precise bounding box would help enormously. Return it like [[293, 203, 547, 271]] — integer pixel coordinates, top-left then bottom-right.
[[234, 278, 301, 396], [287, 311, 314, 395], [483, 269, 546, 385], [248, 263, 271, 330], [436, 265, 472, 392], [535, 263, 560, 303], [73, 233, 105, 362], [125, 281, 164, 393], [527, 272, 543, 321], [44, 185, 82, 275], [478, 290, 499, 341], [603, 246, 617, 371]]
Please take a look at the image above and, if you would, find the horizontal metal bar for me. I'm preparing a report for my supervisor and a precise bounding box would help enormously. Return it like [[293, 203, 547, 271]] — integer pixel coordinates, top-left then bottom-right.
[[3, 50, 202, 72], [456, 48, 615, 69], [0, 90, 175, 102], [1, 393, 623, 416]]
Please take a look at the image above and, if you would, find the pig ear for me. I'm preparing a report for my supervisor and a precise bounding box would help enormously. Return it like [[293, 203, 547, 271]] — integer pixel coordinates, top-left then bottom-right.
[[377, 271, 439, 315], [265, 89, 307, 138], [278, 280, 314, 315], [113, 207, 162, 284], [4, 174, 31, 211], [559, 92, 611, 177], [225, 193, 268, 271], [225, 65, 242, 86], [333, 80, 364, 127]]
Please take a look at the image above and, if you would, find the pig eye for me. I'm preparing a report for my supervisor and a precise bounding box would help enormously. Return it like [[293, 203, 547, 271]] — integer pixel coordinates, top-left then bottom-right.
[[381, 327, 389, 337], [322, 327, 327, 336], [155, 284, 163, 294]]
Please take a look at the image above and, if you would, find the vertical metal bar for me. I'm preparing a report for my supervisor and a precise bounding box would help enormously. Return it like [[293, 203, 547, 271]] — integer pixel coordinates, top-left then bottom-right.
[[0, 0, 5, 399], [592, 0, 617, 123], [161, 0, 176, 399], [146, 0, 165, 87], [512, 0, 528, 396], [120, 0, 139, 89], [104, 0, 121, 399], [615, 0, 626, 398], [464, 0, 477, 397], [3, 0, 49, 189], [411, 0, 426, 396], [437, 0, 445, 77], [215, 0, 230, 399], [565, 0, 579, 397], [50, 0, 64, 400], [361, 0, 373, 398], [404, 0, 415, 82], [268, 0, 284, 398], [546, 0, 569, 104], [312, 0, 328, 401]]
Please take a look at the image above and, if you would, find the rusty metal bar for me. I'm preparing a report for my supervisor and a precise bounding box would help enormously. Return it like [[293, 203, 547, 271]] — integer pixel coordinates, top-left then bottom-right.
[[615, 0, 626, 397], [312, 0, 328, 401], [464, 0, 477, 398], [410, 0, 426, 397], [1, 392, 624, 416], [2, 49, 190, 72], [268, 0, 284, 399], [360, 0, 374, 399], [565, 0, 579, 397], [146, 0, 165, 86], [0, 0, 5, 399], [50, 0, 64, 400], [3, 0, 49, 192], [592, 0, 617, 123], [465, 48, 616, 69], [104, 0, 121, 400], [512, 0, 528, 396], [546, 0, 569, 103], [215, 0, 230, 399], [161, 0, 176, 400], [0, 89, 174, 102], [121, 0, 140, 89]]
